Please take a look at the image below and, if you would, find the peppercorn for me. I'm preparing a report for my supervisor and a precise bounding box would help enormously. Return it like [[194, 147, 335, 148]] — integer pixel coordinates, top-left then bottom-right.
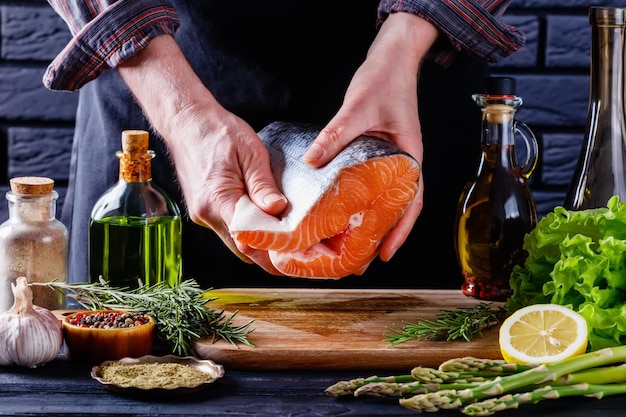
[[68, 311, 150, 329]]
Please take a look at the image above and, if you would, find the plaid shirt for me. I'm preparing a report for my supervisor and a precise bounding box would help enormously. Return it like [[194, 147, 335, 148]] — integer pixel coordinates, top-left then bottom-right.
[[44, 0, 524, 91]]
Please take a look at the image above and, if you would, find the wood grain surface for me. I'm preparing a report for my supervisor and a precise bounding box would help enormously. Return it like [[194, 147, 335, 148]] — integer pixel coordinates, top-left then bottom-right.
[[192, 288, 504, 371]]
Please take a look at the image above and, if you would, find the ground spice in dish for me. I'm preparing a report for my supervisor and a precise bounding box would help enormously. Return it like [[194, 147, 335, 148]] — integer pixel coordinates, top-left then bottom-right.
[[98, 362, 214, 389]]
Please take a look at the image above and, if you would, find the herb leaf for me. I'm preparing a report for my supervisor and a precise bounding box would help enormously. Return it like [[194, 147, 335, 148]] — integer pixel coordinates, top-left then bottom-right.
[[46, 278, 255, 356], [384, 303, 509, 346]]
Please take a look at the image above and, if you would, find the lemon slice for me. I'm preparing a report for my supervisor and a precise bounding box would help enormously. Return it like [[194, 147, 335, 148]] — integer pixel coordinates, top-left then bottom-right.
[[499, 304, 588, 364]]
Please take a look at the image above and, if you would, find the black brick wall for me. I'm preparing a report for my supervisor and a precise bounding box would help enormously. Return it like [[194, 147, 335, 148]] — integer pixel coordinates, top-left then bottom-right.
[[0, 0, 622, 223], [0, 0, 76, 221]]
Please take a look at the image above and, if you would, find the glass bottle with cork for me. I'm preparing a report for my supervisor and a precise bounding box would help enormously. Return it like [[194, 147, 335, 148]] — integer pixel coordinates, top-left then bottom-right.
[[0, 176, 67, 312], [454, 77, 538, 301], [89, 130, 182, 289]]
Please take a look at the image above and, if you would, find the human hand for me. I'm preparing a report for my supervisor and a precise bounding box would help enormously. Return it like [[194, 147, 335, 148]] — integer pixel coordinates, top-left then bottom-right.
[[118, 35, 288, 274], [168, 109, 290, 274], [303, 12, 439, 263]]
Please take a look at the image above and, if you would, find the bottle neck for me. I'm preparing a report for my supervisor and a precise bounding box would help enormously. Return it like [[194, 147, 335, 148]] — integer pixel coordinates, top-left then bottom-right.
[[117, 149, 154, 182], [6, 191, 58, 222], [474, 97, 520, 172], [589, 22, 625, 109], [481, 104, 516, 147]]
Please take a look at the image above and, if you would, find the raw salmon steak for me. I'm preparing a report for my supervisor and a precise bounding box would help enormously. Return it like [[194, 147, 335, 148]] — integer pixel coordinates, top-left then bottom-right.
[[229, 121, 420, 279]]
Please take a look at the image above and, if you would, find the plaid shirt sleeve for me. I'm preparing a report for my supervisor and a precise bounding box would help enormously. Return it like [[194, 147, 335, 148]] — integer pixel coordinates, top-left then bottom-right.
[[44, 0, 179, 91], [44, 0, 523, 91], [377, 0, 525, 66]]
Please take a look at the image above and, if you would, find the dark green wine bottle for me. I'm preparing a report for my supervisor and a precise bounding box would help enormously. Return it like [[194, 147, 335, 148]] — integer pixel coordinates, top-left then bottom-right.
[[88, 130, 182, 288]]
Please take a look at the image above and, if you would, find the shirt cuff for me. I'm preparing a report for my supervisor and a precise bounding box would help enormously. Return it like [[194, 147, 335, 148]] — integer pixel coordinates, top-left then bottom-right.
[[377, 0, 526, 66], [44, 0, 179, 91]]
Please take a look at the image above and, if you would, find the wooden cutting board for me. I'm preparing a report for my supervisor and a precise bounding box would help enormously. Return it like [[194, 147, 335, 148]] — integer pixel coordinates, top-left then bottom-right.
[[193, 288, 504, 371]]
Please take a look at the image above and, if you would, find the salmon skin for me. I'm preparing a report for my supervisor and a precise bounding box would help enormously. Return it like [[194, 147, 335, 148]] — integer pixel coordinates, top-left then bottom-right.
[[229, 121, 420, 279]]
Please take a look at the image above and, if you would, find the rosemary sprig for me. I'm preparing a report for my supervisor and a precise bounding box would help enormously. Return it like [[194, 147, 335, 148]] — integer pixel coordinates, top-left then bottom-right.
[[384, 303, 509, 346], [44, 278, 255, 356]]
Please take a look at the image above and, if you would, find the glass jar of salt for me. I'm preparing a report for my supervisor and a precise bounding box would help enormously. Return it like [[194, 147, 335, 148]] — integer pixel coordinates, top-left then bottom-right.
[[0, 177, 68, 313]]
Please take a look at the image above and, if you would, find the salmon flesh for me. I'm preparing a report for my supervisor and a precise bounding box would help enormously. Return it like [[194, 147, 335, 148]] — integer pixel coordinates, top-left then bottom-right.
[[229, 121, 420, 279]]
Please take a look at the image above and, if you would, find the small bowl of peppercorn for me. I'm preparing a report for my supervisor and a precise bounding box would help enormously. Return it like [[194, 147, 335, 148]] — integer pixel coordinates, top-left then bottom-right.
[[62, 310, 155, 364]]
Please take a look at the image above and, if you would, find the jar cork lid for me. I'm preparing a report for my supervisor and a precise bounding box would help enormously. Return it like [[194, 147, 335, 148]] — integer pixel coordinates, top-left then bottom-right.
[[9, 177, 55, 195]]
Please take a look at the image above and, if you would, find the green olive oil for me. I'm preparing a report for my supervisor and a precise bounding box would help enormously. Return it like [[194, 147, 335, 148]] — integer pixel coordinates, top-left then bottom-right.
[[89, 215, 182, 288]]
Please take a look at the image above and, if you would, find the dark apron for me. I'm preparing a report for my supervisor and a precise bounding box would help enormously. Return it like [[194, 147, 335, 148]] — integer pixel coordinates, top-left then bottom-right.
[[64, 1, 488, 289]]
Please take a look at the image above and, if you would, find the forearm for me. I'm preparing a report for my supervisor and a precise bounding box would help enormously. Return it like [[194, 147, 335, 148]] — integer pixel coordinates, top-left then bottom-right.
[[368, 12, 439, 79], [116, 35, 220, 144], [44, 0, 179, 91]]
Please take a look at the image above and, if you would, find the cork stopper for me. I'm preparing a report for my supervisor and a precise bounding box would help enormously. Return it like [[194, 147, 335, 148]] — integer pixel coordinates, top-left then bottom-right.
[[118, 130, 153, 182], [9, 177, 55, 195], [122, 130, 149, 154], [486, 104, 515, 124]]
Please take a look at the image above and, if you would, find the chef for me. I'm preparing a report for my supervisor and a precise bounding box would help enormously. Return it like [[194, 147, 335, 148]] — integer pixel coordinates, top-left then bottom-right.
[[44, 0, 525, 289]]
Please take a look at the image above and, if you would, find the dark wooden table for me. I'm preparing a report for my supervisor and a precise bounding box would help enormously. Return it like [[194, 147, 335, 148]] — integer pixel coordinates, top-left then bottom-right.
[[1, 354, 625, 417]]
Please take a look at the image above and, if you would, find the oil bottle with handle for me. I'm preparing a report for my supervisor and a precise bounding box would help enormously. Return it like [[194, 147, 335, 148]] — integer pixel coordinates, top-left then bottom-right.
[[454, 77, 538, 301], [89, 130, 182, 288]]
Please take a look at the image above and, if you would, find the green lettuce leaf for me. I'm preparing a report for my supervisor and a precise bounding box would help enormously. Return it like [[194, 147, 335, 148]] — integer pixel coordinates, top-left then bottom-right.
[[506, 195, 626, 351]]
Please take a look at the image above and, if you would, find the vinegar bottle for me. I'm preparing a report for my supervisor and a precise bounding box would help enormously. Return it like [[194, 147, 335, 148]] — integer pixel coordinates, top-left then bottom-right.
[[564, 7, 626, 210], [89, 130, 182, 288], [454, 77, 538, 301]]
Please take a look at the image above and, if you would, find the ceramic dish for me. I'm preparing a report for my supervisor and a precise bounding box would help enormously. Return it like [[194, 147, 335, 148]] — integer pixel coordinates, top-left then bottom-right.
[[63, 310, 155, 364], [91, 354, 225, 396]]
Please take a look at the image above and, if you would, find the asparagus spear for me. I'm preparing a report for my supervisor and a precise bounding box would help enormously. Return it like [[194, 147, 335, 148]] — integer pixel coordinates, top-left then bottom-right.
[[439, 357, 540, 373], [324, 374, 416, 397], [354, 363, 626, 399], [462, 383, 626, 416], [327, 360, 539, 397], [354, 381, 479, 397], [400, 346, 626, 412], [556, 363, 626, 386], [411, 366, 494, 383]]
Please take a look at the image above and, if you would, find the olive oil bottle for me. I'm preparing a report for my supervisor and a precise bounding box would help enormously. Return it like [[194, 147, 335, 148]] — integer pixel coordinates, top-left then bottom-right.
[[89, 130, 182, 288], [454, 77, 538, 301]]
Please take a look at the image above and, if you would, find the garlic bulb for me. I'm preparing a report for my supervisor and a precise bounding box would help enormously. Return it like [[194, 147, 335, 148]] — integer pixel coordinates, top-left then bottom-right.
[[0, 277, 63, 367]]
